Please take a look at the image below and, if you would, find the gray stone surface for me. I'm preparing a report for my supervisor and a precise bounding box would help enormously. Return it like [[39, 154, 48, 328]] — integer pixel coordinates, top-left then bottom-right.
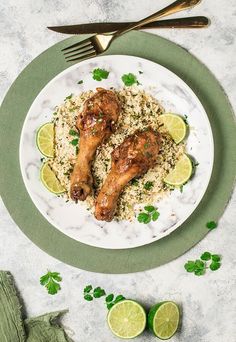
[[0, 1, 235, 341]]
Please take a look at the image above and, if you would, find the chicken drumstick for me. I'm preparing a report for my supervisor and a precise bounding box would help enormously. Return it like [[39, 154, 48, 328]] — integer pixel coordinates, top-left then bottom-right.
[[70, 88, 120, 202], [95, 128, 161, 221]]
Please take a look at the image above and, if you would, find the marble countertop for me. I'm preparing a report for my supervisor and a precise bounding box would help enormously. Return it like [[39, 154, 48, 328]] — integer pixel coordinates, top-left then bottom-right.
[[0, 1, 235, 341]]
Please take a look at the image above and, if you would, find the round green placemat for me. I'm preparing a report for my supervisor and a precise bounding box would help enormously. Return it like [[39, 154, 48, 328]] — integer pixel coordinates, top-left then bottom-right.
[[0, 32, 235, 273]]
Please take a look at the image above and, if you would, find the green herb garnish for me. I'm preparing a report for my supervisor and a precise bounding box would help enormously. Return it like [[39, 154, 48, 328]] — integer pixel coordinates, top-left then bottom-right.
[[64, 94, 73, 101], [106, 294, 126, 310], [70, 138, 79, 146], [138, 70, 143, 74], [40, 271, 62, 295], [144, 181, 154, 191], [137, 205, 160, 224], [92, 68, 109, 81], [131, 179, 139, 186], [184, 252, 221, 276], [206, 221, 217, 230], [83, 285, 106, 301], [77, 80, 83, 84], [121, 73, 138, 86], [69, 129, 79, 136]]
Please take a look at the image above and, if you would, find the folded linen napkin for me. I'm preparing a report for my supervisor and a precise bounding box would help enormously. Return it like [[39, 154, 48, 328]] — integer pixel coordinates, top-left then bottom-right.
[[0, 271, 72, 342]]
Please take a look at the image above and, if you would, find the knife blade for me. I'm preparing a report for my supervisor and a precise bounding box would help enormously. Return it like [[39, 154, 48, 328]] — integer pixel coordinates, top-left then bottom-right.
[[48, 16, 209, 34]]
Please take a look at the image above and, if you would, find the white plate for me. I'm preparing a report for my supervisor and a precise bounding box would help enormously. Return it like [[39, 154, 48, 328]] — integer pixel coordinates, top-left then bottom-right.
[[19, 55, 214, 249]]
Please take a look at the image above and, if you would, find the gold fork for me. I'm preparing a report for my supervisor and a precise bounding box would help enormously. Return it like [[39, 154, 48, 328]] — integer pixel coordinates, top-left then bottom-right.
[[63, 0, 202, 62]]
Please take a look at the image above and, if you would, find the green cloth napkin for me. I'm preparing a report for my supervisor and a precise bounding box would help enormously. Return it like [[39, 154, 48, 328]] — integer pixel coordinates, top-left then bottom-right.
[[0, 271, 72, 342]]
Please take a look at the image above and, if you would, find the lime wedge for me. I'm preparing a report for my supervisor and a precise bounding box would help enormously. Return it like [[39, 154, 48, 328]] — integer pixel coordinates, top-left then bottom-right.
[[164, 154, 192, 186], [40, 162, 65, 194], [107, 299, 146, 339], [36, 122, 54, 157], [148, 301, 180, 340], [159, 114, 187, 144]]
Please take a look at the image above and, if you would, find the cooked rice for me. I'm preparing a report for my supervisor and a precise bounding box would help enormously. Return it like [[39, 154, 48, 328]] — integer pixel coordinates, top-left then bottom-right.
[[49, 87, 185, 221]]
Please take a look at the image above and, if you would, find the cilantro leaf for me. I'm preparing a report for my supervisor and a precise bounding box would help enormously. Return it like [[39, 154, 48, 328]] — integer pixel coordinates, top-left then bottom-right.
[[137, 212, 150, 224], [107, 303, 114, 310], [152, 211, 160, 221], [114, 295, 125, 304], [121, 73, 138, 86], [69, 129, 79, 136], [184, 261, 196, 273], [70, 138, 79, 146], [200, 252, 212, 261], [92, 68, 109, 81], [131, 179, 139, 186], [106, 294, 114, 303], [210, 261, 221, 271], [144, 181, 154, 191], [211, 254, 221, 262], [93, 287, 106, 298], [144, 205, 155, 213], [84, 294, 93, 301], [40, 271, 62, 295], [194, 268, 205, 276], [84, 285, 92, 293], [206, 221, 217, 230], [77, 80, 83, 84]]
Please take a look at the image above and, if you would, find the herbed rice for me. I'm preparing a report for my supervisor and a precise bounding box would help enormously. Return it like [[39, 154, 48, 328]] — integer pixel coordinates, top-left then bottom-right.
[[49, 87, 185, 221]]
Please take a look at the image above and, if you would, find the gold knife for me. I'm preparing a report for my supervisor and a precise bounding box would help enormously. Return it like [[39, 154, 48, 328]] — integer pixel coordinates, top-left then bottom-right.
[[48, 16, 209, 34]]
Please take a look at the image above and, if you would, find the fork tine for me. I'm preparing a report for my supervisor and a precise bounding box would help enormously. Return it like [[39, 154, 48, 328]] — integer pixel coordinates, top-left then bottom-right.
[[65, 46, 95, 60], [64, 42, 92, 56], [61, 38, 91, 52], [66, 51, 97, 62]]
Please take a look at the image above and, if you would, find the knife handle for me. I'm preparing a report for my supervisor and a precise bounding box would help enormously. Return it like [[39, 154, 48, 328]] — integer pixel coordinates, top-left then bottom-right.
[[143, 16, 209, 29]]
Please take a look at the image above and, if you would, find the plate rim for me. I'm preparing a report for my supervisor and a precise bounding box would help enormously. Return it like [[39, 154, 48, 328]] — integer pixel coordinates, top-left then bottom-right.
[[0, 31, 235, 273], [19, 54, 214, 249]]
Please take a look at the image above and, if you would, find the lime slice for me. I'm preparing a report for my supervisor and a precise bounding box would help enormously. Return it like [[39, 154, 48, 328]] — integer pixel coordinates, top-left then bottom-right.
[[164, 154, 192, 186], [40, 162, 65, 194], [159, 114, 187, 144], [148, 301, 180, 340], [36, 122, 54, 157], [107, 299, 146, 339]]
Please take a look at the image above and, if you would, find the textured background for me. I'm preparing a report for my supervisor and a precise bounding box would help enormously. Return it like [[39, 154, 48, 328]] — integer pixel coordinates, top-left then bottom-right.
[[0, 1, 236, 341]]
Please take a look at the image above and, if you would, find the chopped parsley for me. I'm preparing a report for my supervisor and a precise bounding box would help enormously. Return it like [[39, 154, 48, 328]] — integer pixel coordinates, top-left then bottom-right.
[[64, 93, 73, 101], [131, 179, 139, 186], [69, 129, 79, 136], [144, 181, 154, 191], [70, 138, 79, 146], [121, 73, 138, 86], [77, 80, 83, 84], [92, 68, 109, 81], [138, 70, 143, 74]]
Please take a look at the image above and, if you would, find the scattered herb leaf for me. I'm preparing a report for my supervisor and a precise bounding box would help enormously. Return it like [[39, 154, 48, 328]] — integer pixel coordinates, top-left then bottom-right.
[[69, 129, 79, 136], [84, 285, 92, 293], [180, 185, 183, 193], [144, 181, 154, 191], [84, 294, 93, 301], [40, 271, 62, 295], [77, 80, 83, 84], [131, 179, 139, 186], [93, 287, 106, 298], [206, 221, 217, 230], [105, 294, 125, 310], [64, 94, 73, 101], [121, 73, 138, 86], [92, 68, 109, 81], [200, 252, 212, 261], [137, 206, 159, 224], [138, 70, 143, 74], [70, 138, 79, 146], [185, 252, 222, 276], [83, 285, 106, 301]]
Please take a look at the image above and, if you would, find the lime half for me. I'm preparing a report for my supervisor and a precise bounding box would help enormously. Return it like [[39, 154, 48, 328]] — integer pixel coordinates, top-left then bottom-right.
[[159, 114, 187, 144], [107, 299, 146, 339], [148, 301, 180, 340], [40, 162, 65, 194], [36, 122, 54, 157], [164, 154, 192, 186]]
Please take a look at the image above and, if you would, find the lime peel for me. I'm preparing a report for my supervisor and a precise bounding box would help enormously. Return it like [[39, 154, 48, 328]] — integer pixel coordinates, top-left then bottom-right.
[[36, 122, 54, 158], [40, 162, 65, 194], [164, 154, 193, 186]]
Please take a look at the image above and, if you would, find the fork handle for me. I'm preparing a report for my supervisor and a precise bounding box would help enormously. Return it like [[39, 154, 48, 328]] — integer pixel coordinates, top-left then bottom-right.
[[114, 0, 202, 37]]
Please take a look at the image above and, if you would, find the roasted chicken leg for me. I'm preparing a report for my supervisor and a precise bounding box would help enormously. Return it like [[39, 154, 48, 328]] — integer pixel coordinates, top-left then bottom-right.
[[95, 128, 161, 221], [70, 88, 120, 201]]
